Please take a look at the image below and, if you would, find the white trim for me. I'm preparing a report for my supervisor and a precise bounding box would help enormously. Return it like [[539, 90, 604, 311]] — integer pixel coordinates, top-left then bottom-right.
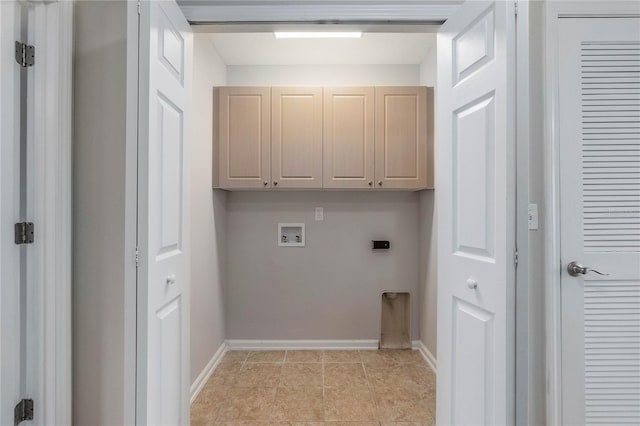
[[226, 339, 380, 350], [190, 342, 228, 404], [27, 2, 73, 425], [543, 2, 640, 425], [413, 340, 437, 374], [181, 3, 460, 23]]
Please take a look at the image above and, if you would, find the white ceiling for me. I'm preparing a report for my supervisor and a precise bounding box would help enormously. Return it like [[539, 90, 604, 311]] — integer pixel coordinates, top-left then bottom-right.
[[208, 32, 436, 65]]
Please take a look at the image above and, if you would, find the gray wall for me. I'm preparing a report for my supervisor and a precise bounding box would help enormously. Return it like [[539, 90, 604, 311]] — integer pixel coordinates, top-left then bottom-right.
[[73, 2, 134, 424], [226, 192, 421, 341], [418, 190, 437, 355], [190, 34, 228, 384], [525, 1, 546, 423], [418, 44, 438, 358]]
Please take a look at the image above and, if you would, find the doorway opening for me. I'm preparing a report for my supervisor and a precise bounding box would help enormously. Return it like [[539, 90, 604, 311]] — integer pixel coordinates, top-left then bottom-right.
[[188, 24, 439, 424]]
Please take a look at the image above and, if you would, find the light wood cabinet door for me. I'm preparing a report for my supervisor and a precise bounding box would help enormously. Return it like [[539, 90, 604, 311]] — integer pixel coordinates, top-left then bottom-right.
[[374, 86, 428, 189], [323, 87, 375, 189], [215, 87, 271, 189], [271, 87, 323, 189]]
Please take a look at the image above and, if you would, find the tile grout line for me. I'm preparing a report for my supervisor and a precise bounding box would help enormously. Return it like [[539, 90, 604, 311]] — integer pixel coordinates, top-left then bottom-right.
[[359, 350, 381, 423], [270, 351, 286, 422], [322, 350, 327, 422]]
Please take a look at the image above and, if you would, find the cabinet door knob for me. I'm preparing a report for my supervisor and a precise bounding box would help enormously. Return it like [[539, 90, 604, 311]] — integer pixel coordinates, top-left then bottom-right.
[[368, 181, 373, 187], [378, 181, 383, 187], [274, 181, 278, 186], [263, 180, 268, 186]]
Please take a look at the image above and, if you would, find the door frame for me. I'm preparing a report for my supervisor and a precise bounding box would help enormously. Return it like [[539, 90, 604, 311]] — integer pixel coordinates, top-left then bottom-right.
[[543, 2, 640, 425], [23, 1, 73, 424]]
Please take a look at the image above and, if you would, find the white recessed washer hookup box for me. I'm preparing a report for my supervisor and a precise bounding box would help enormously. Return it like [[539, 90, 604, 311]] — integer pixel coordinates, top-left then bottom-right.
[[278, 223, 305, 247]]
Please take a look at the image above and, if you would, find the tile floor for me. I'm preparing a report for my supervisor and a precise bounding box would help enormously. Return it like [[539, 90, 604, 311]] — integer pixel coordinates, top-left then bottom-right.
[[191, 350, 436, 426]]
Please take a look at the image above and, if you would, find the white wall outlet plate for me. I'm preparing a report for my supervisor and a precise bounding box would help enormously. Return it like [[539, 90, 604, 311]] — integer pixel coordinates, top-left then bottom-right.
[[315, 207, 324, 221], [528, 203, 539, 230]]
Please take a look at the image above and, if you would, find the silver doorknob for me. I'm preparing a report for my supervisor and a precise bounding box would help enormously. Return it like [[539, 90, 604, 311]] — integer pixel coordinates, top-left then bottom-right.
[[466, 278, 478, 289], [567, 261, 608, 277], [263, 180, 268, 186], [166, 274, 176, 285]]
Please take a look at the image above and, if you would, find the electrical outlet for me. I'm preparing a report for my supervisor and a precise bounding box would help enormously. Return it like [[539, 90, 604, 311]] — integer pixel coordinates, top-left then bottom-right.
[[315, 207, 324, 221]]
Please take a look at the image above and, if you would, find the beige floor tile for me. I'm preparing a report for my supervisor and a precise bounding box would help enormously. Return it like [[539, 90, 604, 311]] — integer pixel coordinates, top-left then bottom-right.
[[191, 397, 221, 425], [214, 423, 269, 426], [271, 387, 324, 421], [324, 363, 368, 388], [285, 350, 323, 363], [223, 351, 251, 363], [380, 423, 423, 426], [207, 362, 244, 386], [323, 350, 362, 363], [247, 351, 286, 363], [324, 386, 377, 421], [374, 388, 432, 422], [400, 365, 436, 390], [217, 387, 277, 421], [191, 386, 231, 424], [271, 423, 325, 426], [281, 363, 323, 387], [365, 364, 435, 392], [359, 350, 400, 367], [363, 365, 406, 390], [385, 350, 425, 364], [326, 423, 380, 426], [194, 350, 436, 426], [236, 363, 282, 387]]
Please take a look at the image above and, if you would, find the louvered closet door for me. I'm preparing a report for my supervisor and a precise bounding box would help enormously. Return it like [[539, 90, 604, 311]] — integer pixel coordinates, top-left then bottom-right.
[[559, 18, 640, 426]]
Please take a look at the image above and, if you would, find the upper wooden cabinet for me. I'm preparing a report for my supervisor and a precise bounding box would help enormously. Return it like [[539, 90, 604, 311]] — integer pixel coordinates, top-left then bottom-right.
[[323, 87, 375, 189], [214, 87, 271, 189], [375, 86, 429, 189], [271, 87, 323, 189], [213, 86, 433, 191]]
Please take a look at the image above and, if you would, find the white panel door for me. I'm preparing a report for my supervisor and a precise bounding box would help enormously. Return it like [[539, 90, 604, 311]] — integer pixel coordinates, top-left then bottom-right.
[[0, 2, 24, 425], [436, 1, 516, 425], [138, 1, 192, 425], [558, 17, 640, 426]]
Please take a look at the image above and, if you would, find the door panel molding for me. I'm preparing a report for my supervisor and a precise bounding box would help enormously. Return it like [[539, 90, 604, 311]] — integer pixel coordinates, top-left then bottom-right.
[[436, 1, 516, 425], [137, 1, 192, 424]]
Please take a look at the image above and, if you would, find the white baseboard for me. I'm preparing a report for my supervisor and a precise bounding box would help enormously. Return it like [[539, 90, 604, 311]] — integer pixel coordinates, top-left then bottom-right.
[[225, 339, 380, 350], [190, 342, 228, 404], [414, 340, 437, 374]]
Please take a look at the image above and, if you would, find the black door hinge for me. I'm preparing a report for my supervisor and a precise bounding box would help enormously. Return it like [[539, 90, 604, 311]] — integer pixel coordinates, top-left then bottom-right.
[[15, 41, 34, 68], [14, 399, 34, 425], [14, 222, 34, 245]]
